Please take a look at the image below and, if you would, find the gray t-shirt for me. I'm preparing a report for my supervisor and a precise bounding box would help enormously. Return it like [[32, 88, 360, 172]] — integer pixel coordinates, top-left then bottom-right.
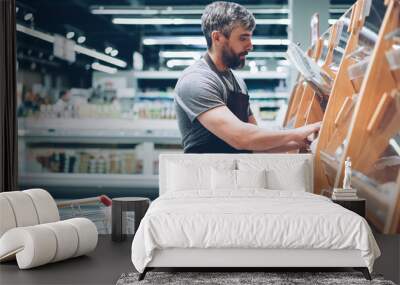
[[174, 57, 252, 152]]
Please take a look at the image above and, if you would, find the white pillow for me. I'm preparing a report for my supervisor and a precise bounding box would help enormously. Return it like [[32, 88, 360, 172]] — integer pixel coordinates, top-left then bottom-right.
[[167, 160, 235, 192], [237, 158, 309, 191], [236, 169, 267, 189], [211, 168, 236, 190], [167, 163, 209, 191], [211, 168, 267, 190], [266, 162, 307, 191]]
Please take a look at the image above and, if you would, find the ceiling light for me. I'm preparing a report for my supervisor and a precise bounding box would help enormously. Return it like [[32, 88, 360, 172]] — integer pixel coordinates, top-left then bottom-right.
[[159, 51, 287, 59], [110, 49, 119, 57], [24, 13, 33, 21], [159, 51, 203, 59], [252, 38, 289, 45], [248, 52, 287, 58], [256, 19, 289, 25], [17, 24, 127, 68], [16, 7, 19, 13], [166, 59, 195, 68], [144, 36, 288, 46], [143, 36, 205, 46], [75, 45, 127, 67], [92, 7, 158, 15], [91, 6, 290, 15], [113, 17, 288, 26], [77, 36, 86, 44], [105, 47, 113, 54], [91, 62, 117, 74], [113, 18, 200, 25], [17, 24, 54, 42], [92, 5, 349, 16], [66, 32, 75, 39]]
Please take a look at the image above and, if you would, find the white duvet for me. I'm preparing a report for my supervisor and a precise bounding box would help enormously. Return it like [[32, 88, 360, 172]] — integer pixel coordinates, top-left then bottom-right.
[[131, 190, 380, 273]]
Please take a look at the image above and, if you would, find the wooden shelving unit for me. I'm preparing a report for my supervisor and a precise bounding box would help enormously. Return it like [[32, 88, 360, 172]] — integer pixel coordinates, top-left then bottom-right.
[[285, 0, 400, 233], [313, 0, 373, 195], [283, 13, 323, 128], [284, 16, 344, 129], [337, 0, 400, 233]]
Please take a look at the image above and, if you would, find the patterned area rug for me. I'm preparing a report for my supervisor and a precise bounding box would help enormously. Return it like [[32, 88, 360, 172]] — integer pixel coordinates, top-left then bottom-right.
[[116, 271, 395, 285]]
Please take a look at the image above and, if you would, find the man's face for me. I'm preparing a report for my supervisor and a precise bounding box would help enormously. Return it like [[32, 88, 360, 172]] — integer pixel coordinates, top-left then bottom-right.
[[220, 25, 253, 69]]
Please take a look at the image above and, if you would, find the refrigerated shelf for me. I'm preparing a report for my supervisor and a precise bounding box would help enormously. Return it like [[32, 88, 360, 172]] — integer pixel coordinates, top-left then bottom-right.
[[19, 173, 159, 188], [18, 118, 182, 190]]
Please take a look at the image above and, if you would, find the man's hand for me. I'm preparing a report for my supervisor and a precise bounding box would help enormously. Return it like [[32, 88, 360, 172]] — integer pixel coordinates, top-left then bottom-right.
[[292, 122, 321, 143]]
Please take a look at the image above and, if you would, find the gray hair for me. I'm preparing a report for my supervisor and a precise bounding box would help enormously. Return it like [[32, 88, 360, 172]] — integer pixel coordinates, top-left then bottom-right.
[[201, 2, 256, 49]]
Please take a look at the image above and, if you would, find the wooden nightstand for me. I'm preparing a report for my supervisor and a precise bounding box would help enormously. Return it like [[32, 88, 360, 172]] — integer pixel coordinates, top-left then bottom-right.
[[332, 198, 366, 218]]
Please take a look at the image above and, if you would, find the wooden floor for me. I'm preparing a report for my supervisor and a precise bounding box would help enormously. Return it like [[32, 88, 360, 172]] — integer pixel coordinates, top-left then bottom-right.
[[1, 233, 398, 284], [0, 235, 134, 285]]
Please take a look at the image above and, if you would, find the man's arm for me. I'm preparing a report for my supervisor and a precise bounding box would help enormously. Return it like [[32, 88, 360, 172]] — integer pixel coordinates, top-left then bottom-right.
[[197, 105, 320, 151], [259, 141, 307, 153]]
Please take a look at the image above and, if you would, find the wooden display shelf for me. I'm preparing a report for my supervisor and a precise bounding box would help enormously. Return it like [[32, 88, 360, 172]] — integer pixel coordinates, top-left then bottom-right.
[[284, 18, 344, 129], [286, 0, 400, 233], [283, 14, 322, 128], [313, 0, 374, 194], [323, 0, 399, 233], [294, 21, 343, 128]]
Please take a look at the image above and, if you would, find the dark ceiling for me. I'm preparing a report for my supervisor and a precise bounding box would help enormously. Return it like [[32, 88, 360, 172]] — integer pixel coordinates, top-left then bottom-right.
[[16, 0, 357, 78]]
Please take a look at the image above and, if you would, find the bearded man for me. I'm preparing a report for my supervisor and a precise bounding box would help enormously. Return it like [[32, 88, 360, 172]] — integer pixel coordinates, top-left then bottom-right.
[[175, 1, 320, 153]]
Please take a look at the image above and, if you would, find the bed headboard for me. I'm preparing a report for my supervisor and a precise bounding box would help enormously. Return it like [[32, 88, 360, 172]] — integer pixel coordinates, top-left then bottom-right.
[[159, 153, 314, 195]]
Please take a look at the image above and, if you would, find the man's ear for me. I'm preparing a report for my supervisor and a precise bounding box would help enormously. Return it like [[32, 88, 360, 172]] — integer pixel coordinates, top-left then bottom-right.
[[211, 31, 223, 47]]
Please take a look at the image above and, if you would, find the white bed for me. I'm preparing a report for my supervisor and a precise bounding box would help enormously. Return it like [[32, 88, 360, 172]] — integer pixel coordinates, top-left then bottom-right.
[[131, 154, 380, 280]]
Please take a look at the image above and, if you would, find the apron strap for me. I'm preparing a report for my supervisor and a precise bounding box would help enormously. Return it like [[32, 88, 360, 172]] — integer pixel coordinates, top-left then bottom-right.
[[203, 53, 242, 95]]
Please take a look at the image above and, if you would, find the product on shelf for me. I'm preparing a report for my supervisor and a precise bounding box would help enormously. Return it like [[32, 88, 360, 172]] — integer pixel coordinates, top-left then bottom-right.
[[133, 100, 176, 120], [29, 148, 144, 175], [109, 153, 122, 174], [79, 152, 90, 173]]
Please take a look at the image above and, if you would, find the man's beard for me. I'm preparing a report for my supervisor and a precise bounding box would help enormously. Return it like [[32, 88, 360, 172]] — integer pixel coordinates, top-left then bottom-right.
[[221, 44, 247, 70]]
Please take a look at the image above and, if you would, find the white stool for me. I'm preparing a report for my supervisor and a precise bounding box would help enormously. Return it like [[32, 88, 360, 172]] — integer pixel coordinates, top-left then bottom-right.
[[0, 189, 98, 269]]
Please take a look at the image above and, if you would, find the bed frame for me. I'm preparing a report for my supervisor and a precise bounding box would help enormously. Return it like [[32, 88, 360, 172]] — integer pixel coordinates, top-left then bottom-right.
[[140, 248, 370, 280], [136, 153, 373, 281]]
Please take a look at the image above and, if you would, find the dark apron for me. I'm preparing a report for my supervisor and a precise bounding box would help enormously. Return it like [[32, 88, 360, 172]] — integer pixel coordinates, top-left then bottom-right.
[[185, 53, 251, 153]]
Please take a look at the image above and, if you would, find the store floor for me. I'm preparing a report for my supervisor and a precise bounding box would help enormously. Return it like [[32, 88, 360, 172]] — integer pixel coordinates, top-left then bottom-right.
[[0, 235, 133, 285], [1, 234, 398, 284]]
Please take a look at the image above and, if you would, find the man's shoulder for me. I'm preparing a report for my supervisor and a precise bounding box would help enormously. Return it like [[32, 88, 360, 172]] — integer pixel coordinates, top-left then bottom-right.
[[179, 58, 219, 82], [175, 58, 227, 102]]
